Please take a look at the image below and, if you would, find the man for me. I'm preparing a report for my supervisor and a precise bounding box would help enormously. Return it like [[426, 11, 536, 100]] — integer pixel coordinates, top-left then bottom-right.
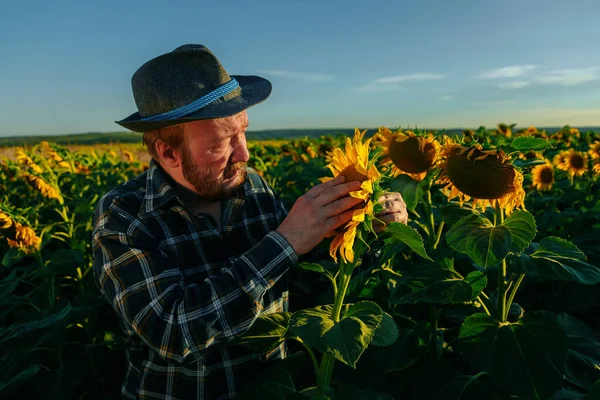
[[92, 44, 407, 400]]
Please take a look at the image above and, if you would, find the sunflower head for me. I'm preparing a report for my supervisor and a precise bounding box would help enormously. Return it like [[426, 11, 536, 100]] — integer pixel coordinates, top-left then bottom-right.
[[588, 141, 600, 161], [372, 126, 441, 181], [496, 123, 512, 138], [518, 150, 544, 161], [438, 139, 525, 215], [531, 162, 555, 191], [554, 149, 588, 176], [593, 161, 600, 176], [320, 128, 382, 264], [525, 126, 538, 134]]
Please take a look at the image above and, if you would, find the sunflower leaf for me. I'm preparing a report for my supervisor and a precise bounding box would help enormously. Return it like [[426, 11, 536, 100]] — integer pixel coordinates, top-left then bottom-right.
[[383, 222, 432, 261], [508, 237, 600, 284], [446, 214, 512, 268], [385, 174, 423, 211], [501, 210, 537, 253], [288, 302, 383, 368], [432, 372, 502, 400], [456, 311, 567, 400], [235, 312, 291, 354], [371, 311, 399, 347], [389, 264, 483, 305], [509, 136, 554, 151], [586, 380, 600, 400], [558, 313, 600, 390]]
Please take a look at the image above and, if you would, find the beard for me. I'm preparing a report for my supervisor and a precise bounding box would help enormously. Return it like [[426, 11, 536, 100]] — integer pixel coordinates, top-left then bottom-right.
[[181, 147, 247, 201]]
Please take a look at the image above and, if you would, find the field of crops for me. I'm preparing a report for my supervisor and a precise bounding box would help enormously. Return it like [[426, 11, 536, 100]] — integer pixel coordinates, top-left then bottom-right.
[[1, 124, 600, 400]]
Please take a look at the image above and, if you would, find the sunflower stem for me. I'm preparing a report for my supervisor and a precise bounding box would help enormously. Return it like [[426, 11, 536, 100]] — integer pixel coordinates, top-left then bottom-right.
[[425, 186, 436, 251], [317, 258, 353, 395], [290, 336, 320, 379], [495, 201, 508, 322], [505, 274, 526, 320], [433, 221, 445, 250], [477, 295, 492, 317]]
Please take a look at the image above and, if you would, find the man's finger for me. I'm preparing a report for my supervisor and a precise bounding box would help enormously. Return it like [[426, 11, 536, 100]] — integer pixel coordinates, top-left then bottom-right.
[[321, 196, 364, 218], [306, 175, 345, 198], [315, 180, 362, 206]]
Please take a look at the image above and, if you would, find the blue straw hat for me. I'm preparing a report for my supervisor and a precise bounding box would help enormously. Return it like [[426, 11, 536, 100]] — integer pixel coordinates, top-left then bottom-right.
[[116, 44, 272, 132]]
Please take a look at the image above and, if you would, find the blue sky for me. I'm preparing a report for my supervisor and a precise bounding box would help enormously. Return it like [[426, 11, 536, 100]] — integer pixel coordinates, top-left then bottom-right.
[[1, 0, 600, 137]]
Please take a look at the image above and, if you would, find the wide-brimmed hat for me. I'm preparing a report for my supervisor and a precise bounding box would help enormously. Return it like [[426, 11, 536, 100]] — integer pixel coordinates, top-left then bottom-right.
[[116, 44, 272, 132]]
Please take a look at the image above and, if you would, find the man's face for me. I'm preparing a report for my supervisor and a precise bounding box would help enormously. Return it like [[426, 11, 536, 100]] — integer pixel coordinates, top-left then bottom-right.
[[179, 111, 250, 201]]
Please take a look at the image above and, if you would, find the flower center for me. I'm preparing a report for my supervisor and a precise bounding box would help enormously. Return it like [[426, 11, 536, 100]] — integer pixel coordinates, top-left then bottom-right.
[[540, 167, 554, 183], [446, 148, 517, 199], [389, 136, 437, 173], [339, 164, 368, 183], [570, 154, 585, 169]]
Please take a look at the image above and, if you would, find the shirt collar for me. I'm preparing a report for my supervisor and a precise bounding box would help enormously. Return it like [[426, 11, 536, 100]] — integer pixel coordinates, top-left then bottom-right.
[[139, 158, 248, 217]]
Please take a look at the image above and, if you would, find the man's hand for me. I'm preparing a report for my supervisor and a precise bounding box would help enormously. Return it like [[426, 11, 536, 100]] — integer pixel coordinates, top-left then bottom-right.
[[373, 192, 408, 233], [276, 176, 364, 256]]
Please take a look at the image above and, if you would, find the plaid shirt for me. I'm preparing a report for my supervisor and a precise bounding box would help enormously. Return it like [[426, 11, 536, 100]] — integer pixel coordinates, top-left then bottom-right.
[[92, 159, 298, 400]]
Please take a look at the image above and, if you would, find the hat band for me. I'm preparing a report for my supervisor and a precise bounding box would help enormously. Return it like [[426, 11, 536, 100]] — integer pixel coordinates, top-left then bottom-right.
[[140, 78, 240, 122]]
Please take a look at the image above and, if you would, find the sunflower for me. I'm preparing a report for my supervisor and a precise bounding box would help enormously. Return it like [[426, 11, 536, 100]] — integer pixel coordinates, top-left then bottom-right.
[[554, 149, 588, 176], [495, 123, 512, 138], [0, 211, 13, 229], [372, 127, 441, 181], [593, 161, 600, 176], [320, 128, 381, 264], [23, 173, 64, 203], [438, 139, 525, 215], [518, 150, 544, 161], [531, 162, 555, 191], [588, 141, 600, 161], [525, 126, 538, 134], [6, 223, 42, 253]]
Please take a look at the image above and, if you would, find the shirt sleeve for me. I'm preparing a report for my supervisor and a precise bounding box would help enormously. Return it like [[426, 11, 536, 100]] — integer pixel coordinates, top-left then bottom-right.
[[91, 192, 298, 365]]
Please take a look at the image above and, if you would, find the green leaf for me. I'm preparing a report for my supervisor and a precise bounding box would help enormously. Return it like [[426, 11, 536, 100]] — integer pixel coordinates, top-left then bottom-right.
[[289, 301, 383, 368], [35, 249, 84, 277], [235, 312, 291, 354], [510, 237, 600, 284], [371, 311, 399, 347], [386, 174, 423, 211], [0, 365, 41, 396], [297, 262, 335, 280], [335, 384, 394, 400], [439, 202, 476, 224], [510, 136, 553, 151], [1, 247, 25, 268], [389, 265, 482, 305], [446, 214, 512, 268], [0, 270, 19, 300], [558, 313, 600, 390], [0, 303, 71, 348], [550, 389, 585, 400], [236, 351, 307, 400], [502, 210, 537, 253], [585, 379, 600, 400], [464, 271, 488, 299], [362, 319, 430, 372], [433, 372, 502, 400], [456, 311, 567, 400], [382, 222, 432, 261]]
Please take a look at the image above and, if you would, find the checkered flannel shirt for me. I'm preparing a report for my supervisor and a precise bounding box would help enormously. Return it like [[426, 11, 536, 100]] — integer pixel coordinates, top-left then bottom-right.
[[92, 159, 298, 399]]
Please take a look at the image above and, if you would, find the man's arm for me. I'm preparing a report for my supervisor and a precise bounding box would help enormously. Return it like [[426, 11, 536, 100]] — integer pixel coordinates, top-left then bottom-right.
[[92, 194, 297, 365], [93, 175, 361, 365]]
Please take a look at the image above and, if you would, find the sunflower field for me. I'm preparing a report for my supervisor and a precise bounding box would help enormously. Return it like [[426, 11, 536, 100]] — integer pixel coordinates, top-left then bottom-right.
[[1, 125, 600, 400]]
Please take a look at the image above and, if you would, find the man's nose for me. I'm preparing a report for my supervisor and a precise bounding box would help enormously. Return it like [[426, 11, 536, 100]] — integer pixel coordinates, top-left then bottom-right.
[[231, 143, 250, 164]]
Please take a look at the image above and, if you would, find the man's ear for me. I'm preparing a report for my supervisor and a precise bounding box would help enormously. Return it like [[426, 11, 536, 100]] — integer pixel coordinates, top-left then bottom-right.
[[155, 140, 182, 169]]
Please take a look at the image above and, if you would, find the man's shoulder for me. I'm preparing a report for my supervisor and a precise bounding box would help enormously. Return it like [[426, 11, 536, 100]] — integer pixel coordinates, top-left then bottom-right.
[[244, 167, 276, 196], [93, 173, 147, 224]]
